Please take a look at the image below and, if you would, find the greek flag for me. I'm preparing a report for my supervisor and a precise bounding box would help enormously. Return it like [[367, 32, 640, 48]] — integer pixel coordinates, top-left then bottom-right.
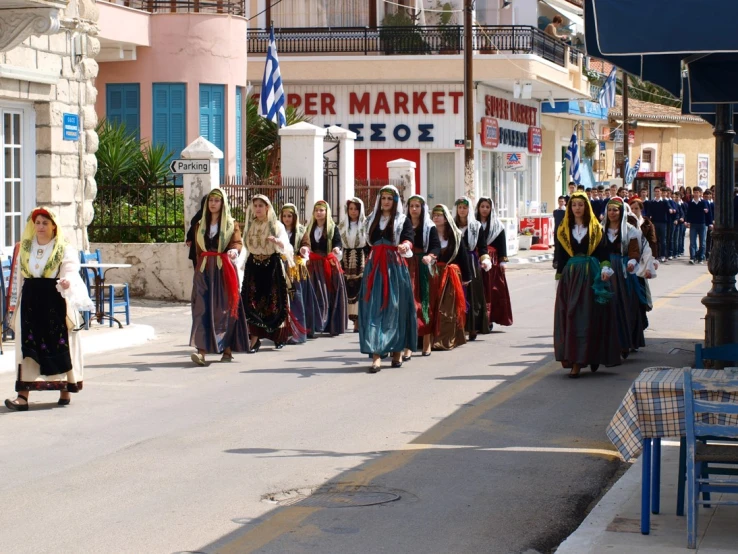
[[599, 67, 617, 109], [565, 132, 581, 185], [260, 27, 287, 128], [625, 156, 641, 184]]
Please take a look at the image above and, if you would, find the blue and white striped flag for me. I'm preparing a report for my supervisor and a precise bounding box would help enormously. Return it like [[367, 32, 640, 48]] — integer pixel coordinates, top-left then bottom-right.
[[565, 131, 581, 185], [260, 27, 287, 128], [625, 156, 641, 184], [599, 67, 617, 109]]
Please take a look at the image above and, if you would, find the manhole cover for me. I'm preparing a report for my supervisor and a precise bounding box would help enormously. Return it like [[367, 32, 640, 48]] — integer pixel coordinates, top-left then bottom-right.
[[265, 486, 401, 508]]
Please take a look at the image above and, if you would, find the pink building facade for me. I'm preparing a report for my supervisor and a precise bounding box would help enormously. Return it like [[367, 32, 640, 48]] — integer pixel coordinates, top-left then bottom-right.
[[95, 2, 248, 177]]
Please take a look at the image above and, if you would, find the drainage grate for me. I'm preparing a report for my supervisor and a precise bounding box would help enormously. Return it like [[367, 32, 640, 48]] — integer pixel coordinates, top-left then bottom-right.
[[266, 486, 401, 508]]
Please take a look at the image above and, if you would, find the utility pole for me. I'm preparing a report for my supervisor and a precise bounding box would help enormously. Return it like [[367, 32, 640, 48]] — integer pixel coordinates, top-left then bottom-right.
[[620, 72, 629, 188], [463, 0, 474, 198]]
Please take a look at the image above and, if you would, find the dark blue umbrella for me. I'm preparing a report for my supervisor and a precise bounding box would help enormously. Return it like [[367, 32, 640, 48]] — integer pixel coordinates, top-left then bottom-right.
[[586, 0, 738, 365]]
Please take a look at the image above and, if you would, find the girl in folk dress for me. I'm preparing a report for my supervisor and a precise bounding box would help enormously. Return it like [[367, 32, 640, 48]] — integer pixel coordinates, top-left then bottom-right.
[[431, 204, 472, 351], [337, 197, 367, 333], [280, 203, 312, 344], [241, 195, 293, 352], [189, 189, 251, 366], [602, 197, 647, 357], [475, 197, 513, 329], [300, 201, 348, 337], [5, 208, 95, 411], [454, 197, 490, 340], [553, 192, 618, 378], [627, 198, 659, 335], [404, 195, 441, 359], [358, 186, 417, 373]]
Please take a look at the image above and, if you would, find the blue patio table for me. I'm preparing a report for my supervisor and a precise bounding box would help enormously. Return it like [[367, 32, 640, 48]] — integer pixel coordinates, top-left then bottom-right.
[[606, 367, 738, 535]]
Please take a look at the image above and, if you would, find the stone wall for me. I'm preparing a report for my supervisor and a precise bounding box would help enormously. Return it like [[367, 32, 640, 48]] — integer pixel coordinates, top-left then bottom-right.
[[91, 243, 194, 301], [0, 0, 100, 249]]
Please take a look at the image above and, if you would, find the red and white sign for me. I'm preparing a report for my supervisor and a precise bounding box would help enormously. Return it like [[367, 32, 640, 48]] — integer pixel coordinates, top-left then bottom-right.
[[519, 215, 554, 248], [503, 152, 526, 171], [528, 127, 542, 154], [480, 117, 499, 148]]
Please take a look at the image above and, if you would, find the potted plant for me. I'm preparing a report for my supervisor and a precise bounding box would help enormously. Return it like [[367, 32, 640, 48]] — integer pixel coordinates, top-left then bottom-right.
[[583, 139, 598, 160], [435, 1, 461, 54], [518, 228, 534, 250], [380, 11, 428, 55]]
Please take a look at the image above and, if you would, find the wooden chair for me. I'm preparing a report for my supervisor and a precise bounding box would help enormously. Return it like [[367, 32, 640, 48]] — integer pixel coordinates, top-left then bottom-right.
[[683, 370, 738, 549]]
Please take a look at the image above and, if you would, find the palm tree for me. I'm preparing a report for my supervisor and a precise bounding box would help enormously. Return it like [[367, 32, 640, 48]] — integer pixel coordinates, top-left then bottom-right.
[[245, 96, 310, 181]]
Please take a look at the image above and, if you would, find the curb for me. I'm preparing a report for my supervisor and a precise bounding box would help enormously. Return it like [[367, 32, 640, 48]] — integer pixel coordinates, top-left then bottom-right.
[[0, 323, 156, 374], [508, 253, 554, 264]]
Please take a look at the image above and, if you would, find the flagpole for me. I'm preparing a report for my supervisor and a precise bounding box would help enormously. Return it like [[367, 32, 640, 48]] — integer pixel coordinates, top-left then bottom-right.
[[620, 71, 629, 188]]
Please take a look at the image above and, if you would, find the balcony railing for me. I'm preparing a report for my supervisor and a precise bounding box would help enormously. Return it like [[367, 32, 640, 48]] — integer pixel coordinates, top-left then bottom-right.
[[248, 25, 579, 68], [103, 0, 245, 15]]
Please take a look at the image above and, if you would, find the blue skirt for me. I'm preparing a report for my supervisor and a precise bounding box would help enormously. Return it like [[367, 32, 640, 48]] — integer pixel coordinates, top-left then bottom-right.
[[358, 241, 417, 356]]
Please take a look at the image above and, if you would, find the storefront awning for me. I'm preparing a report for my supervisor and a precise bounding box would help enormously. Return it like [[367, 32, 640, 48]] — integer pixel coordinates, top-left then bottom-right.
[[539, 0, 585, 31], [614, 120, 682, 129]]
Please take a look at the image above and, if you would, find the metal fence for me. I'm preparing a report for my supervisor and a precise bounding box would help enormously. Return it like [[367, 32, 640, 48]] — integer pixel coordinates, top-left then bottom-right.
[[354, 179, 407, 213], [102, 0, 246, 15], [89, 177, 184, 243], [248, 25, 577, 68], [221, 176, 310, 224]]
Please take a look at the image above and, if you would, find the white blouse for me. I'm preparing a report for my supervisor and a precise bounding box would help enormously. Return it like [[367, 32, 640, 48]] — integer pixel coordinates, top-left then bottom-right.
[[572, 224, 587, 244]]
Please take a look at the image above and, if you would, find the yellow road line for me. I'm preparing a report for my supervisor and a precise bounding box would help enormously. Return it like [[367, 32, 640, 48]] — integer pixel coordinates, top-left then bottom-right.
[[216, 359, 560, 553], [652, 272, 711, 310]]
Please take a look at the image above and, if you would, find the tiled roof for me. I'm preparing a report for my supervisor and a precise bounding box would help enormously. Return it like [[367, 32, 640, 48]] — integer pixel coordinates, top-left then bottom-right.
[[608, 95, 707, 124], [588, 58, 615, 76]]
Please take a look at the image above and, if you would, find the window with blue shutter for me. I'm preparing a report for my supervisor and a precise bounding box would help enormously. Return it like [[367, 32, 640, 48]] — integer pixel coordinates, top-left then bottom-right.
[[199, 84, 225, 180], [235, 87, 243, 179], [106, 84, 140, 140], [152, 83, 187, 162]]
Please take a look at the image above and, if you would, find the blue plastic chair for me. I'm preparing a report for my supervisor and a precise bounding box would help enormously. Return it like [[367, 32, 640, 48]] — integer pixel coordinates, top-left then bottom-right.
[[684, 370, 738, 549], [79, 250, 130, 328]]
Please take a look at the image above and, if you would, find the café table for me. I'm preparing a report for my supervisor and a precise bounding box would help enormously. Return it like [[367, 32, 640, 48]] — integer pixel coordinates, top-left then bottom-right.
[[606, 366, 738, 535], [79, 262, 132, 328]]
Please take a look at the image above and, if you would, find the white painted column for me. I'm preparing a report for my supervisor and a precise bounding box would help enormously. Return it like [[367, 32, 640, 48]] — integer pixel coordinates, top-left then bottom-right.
[[387, 158, 417, 199], [327, 125, 357, 220], [181, 136, 224, 235], [279, 122, 326, 211]]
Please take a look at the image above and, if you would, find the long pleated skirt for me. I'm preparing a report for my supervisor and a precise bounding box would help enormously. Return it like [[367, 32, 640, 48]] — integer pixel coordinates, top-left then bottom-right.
[[286, 257, 310, 344], [190, 256, 251, 354], [433, 262, 467, 351], [358, 241, 417, 356], [465, 251, 490, 336], [407, 252, 439, 337], [482, 246, 513, 326], [342, 247, 365, 323], [553, 254, 619, 367], [608, 254, 645, 352], [305, 252, 348, 336], [241, 253, 290, 343]]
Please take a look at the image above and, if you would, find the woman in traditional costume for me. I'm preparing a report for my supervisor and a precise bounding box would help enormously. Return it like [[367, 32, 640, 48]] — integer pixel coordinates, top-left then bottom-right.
[[431, 204, 471, 351], [553, 192, 617, 378], [300, 201, 348, 337], [241, 195, 293, 352], [454, 197, 490, 340], [627, 198, 659, 335], [358, 186, 416, 373], [603, 197, 647, 356], [4, 208, 95, 411], [189, 189, 250, 366], [475, 197, 513, 329], [280, 203, 312, 344], [338, 198, 367, 333], [404, 195, 440, 358]]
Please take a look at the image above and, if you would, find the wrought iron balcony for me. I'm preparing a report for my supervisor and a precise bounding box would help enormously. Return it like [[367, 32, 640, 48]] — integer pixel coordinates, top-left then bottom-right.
[[248, 25, 580, 68], [101, 0, 245, 15]]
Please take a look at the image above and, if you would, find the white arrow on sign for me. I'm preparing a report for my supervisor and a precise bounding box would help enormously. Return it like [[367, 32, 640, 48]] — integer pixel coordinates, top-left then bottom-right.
[[170, 159, 211, 174]]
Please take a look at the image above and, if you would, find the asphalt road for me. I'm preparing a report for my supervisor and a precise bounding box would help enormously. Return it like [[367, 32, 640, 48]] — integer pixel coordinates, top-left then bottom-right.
[[0, 256, 708, 554]]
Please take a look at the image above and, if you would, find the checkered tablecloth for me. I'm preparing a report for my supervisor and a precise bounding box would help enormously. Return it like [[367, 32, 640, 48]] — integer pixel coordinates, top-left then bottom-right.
[[606, 367, 738, 461]]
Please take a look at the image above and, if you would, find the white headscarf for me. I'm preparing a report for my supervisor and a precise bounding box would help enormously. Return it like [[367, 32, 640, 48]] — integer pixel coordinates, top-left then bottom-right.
[[406, 195, 435, 252], [365, 185, 407, 246], [338, 197, 367, 249], [602, 197, 640, 274], [475, 196, 505, 245], [454, 196, 481, 250]]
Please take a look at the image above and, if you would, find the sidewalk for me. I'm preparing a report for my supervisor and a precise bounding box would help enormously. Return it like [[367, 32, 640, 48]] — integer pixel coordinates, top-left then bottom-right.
[[0, 300, 163, 374], [509, 245, 554, 265], [557, 436, 735, 552]]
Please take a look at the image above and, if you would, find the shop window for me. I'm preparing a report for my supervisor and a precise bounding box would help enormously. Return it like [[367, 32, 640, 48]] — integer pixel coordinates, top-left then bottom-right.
[[427, 152, 456, 209], [271, 0, 370, 27], [1, 111, 23, 249], [106, 84, 140, 140], [152, 83, 186, 163]]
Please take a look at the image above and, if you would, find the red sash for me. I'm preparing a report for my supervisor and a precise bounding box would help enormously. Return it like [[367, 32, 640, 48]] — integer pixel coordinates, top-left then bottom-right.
[[201, 252, 240, 317]]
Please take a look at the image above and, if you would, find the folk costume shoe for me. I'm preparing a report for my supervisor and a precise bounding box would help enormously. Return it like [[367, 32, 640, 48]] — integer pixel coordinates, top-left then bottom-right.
[[191, 352, 206, 366], [5, 395, 29, 411]]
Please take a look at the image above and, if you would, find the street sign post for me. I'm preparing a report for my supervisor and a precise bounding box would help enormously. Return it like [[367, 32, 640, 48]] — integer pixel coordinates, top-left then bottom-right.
[[169, 159, 211, 174]]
